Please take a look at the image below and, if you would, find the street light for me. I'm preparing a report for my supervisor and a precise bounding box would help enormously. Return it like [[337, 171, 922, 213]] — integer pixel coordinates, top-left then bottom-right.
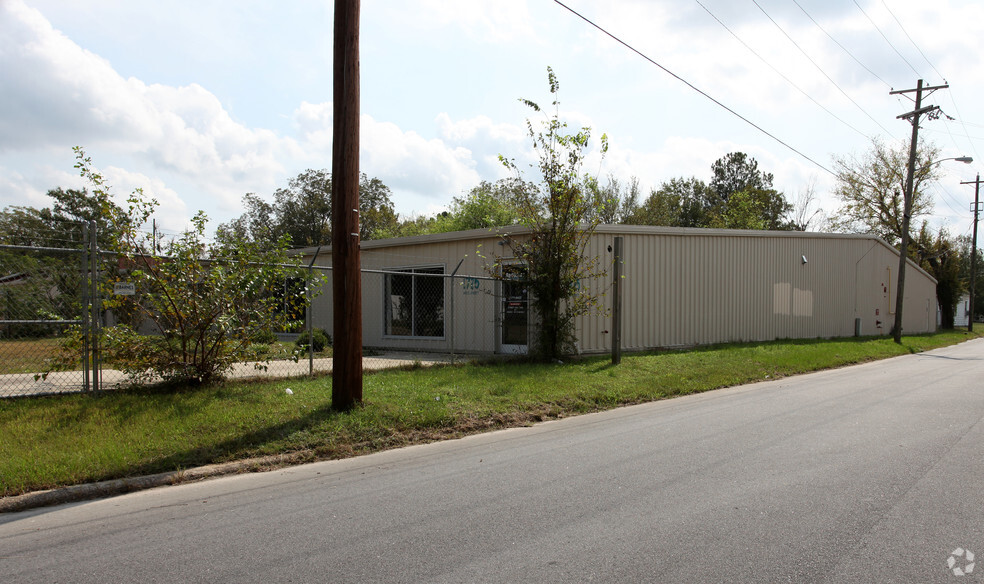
[[893, 155, 973, 343]]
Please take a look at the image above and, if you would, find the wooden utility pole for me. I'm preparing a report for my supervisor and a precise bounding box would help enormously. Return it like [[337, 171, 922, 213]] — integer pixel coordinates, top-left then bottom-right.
[[331, 0, 362, 409], [962, 174, 982, 333], [889, 80, 945, 343]]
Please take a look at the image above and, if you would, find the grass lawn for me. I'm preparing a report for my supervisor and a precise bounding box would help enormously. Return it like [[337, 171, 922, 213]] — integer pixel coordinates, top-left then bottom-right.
[[0, 330, 979, 498], [0, 336, 325, 377], [0, 337, 63, 375]]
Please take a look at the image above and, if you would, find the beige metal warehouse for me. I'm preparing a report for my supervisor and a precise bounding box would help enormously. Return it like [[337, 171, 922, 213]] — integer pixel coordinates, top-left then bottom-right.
[[296, 225, 938, 356]]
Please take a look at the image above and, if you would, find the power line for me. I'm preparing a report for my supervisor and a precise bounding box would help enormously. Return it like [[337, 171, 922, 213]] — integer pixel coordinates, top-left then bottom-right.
[[943, 95, 983, 166], [939, 113, 983, 172], [923, 209, 974, 235], [931, 182, 969, 217], [879, 0, 945, 81], [947, 119, 984, 130], [852, 0, 921, 77], [873, 0, 980, 167], [750, 0, 896, 138], [550, 0, 836, 176], [921, 124, 984, 144], [791, 0, 892, 89], [694, 0, 871, 141]]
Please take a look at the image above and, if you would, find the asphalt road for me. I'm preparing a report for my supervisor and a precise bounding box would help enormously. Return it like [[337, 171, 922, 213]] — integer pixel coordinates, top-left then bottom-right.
[[2, 339, 982, 583]]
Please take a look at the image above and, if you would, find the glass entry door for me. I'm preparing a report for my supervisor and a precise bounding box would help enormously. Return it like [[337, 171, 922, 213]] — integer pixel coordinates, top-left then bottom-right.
[[499, 265, 528, 354]]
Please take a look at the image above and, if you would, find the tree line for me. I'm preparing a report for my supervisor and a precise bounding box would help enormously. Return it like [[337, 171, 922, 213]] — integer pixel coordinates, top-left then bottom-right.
[[217, 150, 801, 247], [1, 149, 311, 385], [3, 139, 979, 353], [831, 138, 982, 329], [2, 67, 980, 369], [2, 140, 980, 349]]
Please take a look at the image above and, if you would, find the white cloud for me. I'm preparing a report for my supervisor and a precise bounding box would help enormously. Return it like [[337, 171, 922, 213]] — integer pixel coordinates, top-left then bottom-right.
[[0, 166, 48, 209], [291, 103, 490, 209], [0, 0, 124, 149], [361, 115, 482, 204], [436, 113, 526, 179], [0, 0, 294, 217], [436, 113, 524, 145], [4, 0, 982, 236], [98, 166, 190, 233], [293, 101, 334, 151], [597, 135, 836, 221]]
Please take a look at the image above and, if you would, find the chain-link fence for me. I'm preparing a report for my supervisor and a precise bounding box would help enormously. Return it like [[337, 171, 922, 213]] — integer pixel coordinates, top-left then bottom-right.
[[0, 220, 104, 397], [0, 230, 510, 398], [324, 267, 504, 362]]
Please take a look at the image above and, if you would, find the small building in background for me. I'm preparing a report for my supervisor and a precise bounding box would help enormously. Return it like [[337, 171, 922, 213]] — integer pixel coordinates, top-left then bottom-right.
[[294, 225, 939, 357], [951, 294, 972, 328]]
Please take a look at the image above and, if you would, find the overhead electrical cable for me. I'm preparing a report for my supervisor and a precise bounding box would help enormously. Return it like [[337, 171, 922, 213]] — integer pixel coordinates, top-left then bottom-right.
[[939, 114, 983, 172], [851, 0, 921, 77], [921, 125, 984, 144], [879, 0, 945, 81], [946, 98, 983, 165], [550, 0, 835, 176], [931, 182, 970, 217], [694, 0, 871, 140], [750, 0, 896, 139], [948, 120, 984, 130], [790, 0, 891, 89], [874, 1, 981, 173], [923, 208, 974, 235]]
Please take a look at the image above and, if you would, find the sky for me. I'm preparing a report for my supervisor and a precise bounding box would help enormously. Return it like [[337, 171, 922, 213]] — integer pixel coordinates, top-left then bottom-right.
[[2, 0, 984, 240]]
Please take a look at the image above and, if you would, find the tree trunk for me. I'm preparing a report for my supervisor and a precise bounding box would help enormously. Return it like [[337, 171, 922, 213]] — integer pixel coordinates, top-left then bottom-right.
[[938, 282, 956, 329]]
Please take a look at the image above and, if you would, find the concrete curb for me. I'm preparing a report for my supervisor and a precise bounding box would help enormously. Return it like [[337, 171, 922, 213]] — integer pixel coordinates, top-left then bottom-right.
[[0, 453, 307, 514]]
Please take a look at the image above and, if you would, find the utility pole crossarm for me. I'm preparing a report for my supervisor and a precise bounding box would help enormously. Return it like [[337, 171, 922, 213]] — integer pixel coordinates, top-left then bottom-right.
[[890, 83, 949, 95], [891, 78, 947, 344], [897, 105, 939, 121]]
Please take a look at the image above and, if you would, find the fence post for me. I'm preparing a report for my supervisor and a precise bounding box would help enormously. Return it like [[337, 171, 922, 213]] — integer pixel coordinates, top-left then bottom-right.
[[81, 222, 91, 392], [449, 259, 464, 365], [89, 220, 101, 391], [612, 236, 623, 365], [307, 247, 321, 377]]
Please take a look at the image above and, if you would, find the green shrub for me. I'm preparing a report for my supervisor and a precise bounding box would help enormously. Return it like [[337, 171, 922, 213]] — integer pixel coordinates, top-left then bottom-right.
[[295, 328, 331, 353], [72, 148, 326, 386], [251, 329, 279, 344], [247, 343, 271, 359]]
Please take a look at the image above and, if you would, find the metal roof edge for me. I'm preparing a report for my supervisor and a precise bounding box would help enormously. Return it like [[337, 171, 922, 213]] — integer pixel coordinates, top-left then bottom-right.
[[289, 225, 531, 256], [288, 225, 938, 283], [591, 224, 874, 239], [868, 236, 938, 284], [591, 225, 939, 283], [292, 225, 874, 254]]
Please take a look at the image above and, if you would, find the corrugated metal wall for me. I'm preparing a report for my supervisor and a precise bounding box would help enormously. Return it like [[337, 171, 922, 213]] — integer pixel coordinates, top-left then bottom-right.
[[362, 236, 499, 353], [303, 230, 506, 353], [300, 226, 939, 355], [577, 227, 938, 353]]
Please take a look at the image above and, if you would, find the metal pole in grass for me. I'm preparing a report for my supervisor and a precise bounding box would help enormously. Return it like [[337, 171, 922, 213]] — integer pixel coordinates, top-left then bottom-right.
[[612, 236, 623, 365], [307, 246, 321, 377], [449, 258, 463, 365], [81, 221, 90, 392], [89, 220, 101, 391]]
